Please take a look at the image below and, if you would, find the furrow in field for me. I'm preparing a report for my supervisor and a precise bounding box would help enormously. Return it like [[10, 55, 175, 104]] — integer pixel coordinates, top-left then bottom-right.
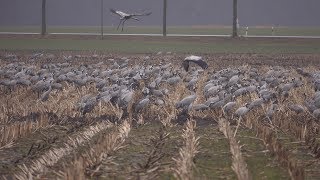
[[270, 129, 320, 179], [193, 121, 236, 179], [237, 127, 289, 179], [243, 113, 305, 179], [242, 99, 319, 179], [97, 121, 182, 179]]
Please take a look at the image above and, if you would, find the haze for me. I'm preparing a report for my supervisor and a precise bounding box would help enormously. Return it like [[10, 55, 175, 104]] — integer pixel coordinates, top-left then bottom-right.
[[1, 0, 319, 27]]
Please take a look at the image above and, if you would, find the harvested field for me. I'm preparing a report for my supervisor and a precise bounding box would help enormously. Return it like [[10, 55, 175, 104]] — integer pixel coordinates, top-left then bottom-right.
[[0, 51, 320, 179]]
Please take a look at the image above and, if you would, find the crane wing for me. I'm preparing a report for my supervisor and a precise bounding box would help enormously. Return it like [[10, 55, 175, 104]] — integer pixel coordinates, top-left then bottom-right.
[[182, 60, 190, 71], [110, 8, 121, 16], [132, 12, 152, 17], [110, 8, 129, 17], [191, 59, 208, 70], [183, 55, 208, 71]]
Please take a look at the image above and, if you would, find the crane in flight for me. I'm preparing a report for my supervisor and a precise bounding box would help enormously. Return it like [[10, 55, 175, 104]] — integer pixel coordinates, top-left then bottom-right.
[[182, 55, 208, 72], [110, 8, 152, 32]]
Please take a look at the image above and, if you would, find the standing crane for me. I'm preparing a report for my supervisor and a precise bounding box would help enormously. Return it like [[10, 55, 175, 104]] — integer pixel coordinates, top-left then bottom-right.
[[110, 8, 152, 32]]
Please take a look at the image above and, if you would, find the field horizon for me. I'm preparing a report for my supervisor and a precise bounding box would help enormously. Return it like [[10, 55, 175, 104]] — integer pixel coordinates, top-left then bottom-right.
[[0, 34, 320, 54]]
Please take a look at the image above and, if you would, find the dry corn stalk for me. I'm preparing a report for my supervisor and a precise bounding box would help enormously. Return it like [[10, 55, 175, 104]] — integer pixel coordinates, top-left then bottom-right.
[[219, 118, 251, 180], [0, 113, 49, 148], [14, 121, 113, 180], [58, 120, 131, 179], [173, 120, 199, 180]]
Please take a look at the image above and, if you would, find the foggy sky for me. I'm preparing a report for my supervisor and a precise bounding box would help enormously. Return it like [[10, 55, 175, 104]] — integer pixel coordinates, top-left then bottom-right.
[[0, 0, 320, 27]]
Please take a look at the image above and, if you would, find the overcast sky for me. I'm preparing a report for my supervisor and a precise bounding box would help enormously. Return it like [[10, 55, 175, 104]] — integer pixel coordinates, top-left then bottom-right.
[[0, 0, 319, 26]]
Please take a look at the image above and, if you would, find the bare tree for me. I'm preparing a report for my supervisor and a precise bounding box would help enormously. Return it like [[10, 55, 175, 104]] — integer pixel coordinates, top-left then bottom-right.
[[41, 0, 46, 35], [232, 0, 238, 37]]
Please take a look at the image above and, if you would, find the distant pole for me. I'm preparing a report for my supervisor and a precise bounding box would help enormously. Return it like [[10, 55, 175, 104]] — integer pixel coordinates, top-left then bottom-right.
[[232, 0, 238, 37], [41, 0, 47, 36], [246, 26, 248, 36], [163, 0, 167, 37], [101, 0, 104, 40], [272, 26, 274, 36], [237, 18, 239, 29]]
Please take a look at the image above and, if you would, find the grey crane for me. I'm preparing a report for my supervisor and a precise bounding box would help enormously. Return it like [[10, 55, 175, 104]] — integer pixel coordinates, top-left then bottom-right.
[[40, 85, 52, 102], [118, 89, 134, 107], [223, 101, 237, 115], [182, 55, 208, 72], [32, 78, 52, 96], [233, 87, 247, 98], [248, 98, 265, 110], [151, 89, 164, 97], [135, 96, 150, 113], [204, 96, 220, 107], [234, 103, 250, 137], [176, 94, 197, 109], [204, 85, 221, 98], [166, 76, 181, 85], [192, 104, 209, 111], [235, 104, 250, 117], [210, 99, 226, 109], [77, 95, 98, 116], [110, 8, 152, 32], [266, 101, 279, 121], [312, 109, 320, 119], [227, 75, 239, 87], [288, 104, 304, 114]]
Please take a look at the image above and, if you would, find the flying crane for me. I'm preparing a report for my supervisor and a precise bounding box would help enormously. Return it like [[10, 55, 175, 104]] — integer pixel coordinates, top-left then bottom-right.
[[110, 8, 152, 31]]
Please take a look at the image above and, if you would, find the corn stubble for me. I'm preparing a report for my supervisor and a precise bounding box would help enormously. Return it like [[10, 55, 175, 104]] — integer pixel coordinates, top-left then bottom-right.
[[173, 120, 199, 180], [1, 53, 320, 179]]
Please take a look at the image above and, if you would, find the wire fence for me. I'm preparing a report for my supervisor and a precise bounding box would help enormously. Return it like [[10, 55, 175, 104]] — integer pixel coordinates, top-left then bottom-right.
[[1, 0, 320, 37]]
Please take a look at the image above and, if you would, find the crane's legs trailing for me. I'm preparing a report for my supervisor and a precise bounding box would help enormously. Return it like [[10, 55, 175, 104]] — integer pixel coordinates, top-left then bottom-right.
[[121, 20, 127, 32], [117, 20, 123, 30]]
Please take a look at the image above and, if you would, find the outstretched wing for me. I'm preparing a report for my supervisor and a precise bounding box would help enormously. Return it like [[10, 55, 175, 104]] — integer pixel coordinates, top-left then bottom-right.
[[132, 12, 152, 17], [110, 8, 129, 17], [110, 8, 120, 16], [191, 59, 208, 70], [183, 55, 208, 71]]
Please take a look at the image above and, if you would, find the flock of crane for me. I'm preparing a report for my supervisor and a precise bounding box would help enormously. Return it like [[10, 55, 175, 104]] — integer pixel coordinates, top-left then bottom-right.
[[1, 53, 320, 122]]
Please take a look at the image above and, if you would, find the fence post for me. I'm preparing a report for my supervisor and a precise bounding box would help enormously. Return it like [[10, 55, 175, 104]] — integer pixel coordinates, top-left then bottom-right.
[[232, 0, 238, 37], [101, 0, 104, 40], [41, 0, 47, 36], [163, 0, 167, 37]]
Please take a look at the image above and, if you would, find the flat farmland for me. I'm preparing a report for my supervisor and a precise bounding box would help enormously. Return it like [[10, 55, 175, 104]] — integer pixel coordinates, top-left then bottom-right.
[[0, 50, 320, 179], [0, 34, 320, 54]]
